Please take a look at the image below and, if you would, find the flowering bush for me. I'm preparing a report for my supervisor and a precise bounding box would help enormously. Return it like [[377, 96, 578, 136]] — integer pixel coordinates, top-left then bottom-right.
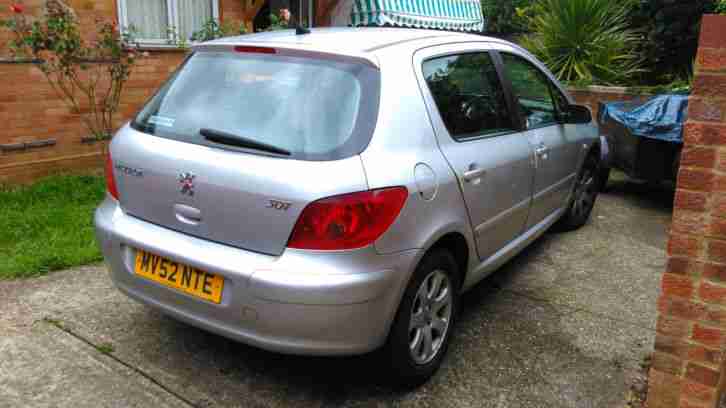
[[190, 18, 246, 42], [0, 0, 143, 140]]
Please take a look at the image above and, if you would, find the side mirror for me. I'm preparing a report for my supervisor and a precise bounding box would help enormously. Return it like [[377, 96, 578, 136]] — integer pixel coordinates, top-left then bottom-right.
[[563, 104, 593, 124]]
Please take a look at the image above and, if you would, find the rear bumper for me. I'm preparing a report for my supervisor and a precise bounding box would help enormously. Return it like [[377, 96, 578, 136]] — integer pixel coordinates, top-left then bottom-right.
[[94, 197, 418, 356]]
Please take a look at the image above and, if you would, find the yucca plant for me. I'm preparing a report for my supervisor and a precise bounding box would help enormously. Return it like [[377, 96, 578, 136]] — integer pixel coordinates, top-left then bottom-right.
[[520, 0, 642, 85]]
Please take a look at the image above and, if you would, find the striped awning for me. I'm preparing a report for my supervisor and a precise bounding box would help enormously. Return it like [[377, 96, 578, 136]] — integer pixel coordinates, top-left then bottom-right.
[[350, 0, 485, 32]]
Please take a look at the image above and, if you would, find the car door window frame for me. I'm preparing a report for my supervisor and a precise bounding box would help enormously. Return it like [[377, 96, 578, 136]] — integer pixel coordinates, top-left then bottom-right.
[[418, 47, 524, 144], [496, 51, 565, 131]]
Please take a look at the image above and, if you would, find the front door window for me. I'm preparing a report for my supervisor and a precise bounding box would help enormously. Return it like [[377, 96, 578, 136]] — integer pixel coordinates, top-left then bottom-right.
[[500, 53, 558, 129]]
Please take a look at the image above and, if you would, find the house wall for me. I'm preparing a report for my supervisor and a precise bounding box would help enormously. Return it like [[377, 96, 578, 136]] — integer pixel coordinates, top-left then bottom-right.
[[0, 0, 247, 184], [0, 0, 347, 184]]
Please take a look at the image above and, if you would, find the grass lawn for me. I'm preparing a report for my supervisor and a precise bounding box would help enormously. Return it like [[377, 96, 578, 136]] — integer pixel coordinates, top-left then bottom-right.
[[0, 174, 106, 279]]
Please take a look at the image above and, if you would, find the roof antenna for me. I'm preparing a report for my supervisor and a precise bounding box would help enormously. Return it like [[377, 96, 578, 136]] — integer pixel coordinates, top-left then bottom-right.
[[296, 24, 310, 35]]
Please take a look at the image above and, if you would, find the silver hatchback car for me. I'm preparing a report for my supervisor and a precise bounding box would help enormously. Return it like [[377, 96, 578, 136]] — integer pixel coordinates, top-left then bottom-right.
[[96, 27, 601, 385]]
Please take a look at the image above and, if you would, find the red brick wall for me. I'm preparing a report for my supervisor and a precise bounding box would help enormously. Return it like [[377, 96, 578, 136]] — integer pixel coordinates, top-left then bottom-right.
[[647, 14, 726, 408], [568, 86, 653, 121], [0, 0, 244, 184]]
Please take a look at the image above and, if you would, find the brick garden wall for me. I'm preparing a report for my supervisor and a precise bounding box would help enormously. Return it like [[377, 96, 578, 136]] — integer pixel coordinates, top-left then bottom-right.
[[646, 14, 726, 408], [568, 86, 653, 121]]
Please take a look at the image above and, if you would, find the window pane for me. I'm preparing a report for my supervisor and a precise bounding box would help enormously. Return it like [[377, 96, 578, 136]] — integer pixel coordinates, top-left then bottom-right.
[[126, 0, 169, 40], [177, 0, 214, 40], [550, 84, 569, 118], [134, 52, 379, 161], [501, 53, 557, 129], [423, 53, 515, 140]]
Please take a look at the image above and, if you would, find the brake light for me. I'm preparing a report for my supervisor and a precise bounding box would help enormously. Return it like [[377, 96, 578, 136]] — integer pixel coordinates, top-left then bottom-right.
[[234, 45, 276, 54], [287, 187, 408, 251], [104, 153, 119, 200]]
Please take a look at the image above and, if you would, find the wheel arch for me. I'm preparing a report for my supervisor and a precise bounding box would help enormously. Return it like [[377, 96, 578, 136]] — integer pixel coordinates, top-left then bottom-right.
[[421, 229, 473, 290]]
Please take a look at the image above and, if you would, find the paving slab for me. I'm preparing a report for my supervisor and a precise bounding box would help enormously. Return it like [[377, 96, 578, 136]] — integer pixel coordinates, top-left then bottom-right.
[[0, 174, 671, 408], [31, 280, 651, 408], [490, 177, 672, 330], [0, 321, 188, 408]]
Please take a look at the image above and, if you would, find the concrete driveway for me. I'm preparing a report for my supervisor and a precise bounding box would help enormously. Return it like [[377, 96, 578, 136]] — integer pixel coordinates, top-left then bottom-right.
[[0, 174, 673, 408]]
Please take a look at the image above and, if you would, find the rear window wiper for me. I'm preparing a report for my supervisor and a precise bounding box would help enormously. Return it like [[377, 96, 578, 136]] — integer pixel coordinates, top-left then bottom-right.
[[200, 128, 291, 156]]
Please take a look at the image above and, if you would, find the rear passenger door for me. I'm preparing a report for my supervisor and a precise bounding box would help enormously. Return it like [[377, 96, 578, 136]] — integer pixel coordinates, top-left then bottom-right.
[[415, 45, 535, 261], [498, 52, 580, 228]]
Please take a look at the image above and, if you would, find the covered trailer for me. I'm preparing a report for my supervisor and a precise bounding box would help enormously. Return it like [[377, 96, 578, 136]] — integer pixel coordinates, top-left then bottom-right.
[[598, 94, 688, 185]]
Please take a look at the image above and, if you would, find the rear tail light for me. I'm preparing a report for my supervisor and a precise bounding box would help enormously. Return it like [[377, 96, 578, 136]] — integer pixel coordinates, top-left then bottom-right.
[[287, 187, 408, 251], [104, 152, 119, 200]]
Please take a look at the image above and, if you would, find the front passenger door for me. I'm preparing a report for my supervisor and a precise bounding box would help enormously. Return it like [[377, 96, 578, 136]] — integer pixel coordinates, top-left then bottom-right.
[[499, 53, 579, 228]]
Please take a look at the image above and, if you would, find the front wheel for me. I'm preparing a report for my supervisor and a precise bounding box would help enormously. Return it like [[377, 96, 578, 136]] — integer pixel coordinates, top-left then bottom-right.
[[555, 152, 601, 231], [382, 249, 459, 388], [598, 167, 611, 192]]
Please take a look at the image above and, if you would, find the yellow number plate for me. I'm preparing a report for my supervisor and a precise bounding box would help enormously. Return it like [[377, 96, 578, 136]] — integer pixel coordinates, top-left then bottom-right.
[[134, 250, 224, 304]]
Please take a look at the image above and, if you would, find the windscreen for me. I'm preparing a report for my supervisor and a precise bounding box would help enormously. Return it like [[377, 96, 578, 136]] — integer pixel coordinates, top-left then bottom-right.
[[132, 51, 380, 160]]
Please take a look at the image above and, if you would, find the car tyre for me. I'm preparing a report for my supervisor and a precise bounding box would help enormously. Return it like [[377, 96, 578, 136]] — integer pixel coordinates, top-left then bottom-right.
[[382, 248, 460, 388], [598, 166, 611, 192], [555, 152, 601, 231]]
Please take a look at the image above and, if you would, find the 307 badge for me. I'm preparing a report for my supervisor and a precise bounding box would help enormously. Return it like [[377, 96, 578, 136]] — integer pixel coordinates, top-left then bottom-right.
[[134, 250, 224, 304]]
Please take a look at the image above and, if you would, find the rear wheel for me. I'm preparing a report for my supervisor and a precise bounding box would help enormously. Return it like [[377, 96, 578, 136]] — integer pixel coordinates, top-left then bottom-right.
[[555, 152, 601, 231], [383, 249, 459, 387]]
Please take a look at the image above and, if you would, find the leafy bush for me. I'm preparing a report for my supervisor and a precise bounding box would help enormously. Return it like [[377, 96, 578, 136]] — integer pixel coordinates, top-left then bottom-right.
[[718, 0, 726, 13], [629, 0, 717, 84], [191, 19, 246, 42], [481, 0, 533, 34], [520, 0, 642, 85]]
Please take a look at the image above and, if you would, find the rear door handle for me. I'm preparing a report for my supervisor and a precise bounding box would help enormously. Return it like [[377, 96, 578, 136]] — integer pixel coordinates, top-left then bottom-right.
[[463, 166, 487, 182]]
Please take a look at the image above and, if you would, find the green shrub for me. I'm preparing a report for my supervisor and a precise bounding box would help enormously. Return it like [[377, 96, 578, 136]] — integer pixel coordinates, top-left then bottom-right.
[[520, 0, 642, 85], [482, 0, 533, 34], [190, 18, 246, 42], [718, 0, 726, 13], [629, 0, 717, 84]]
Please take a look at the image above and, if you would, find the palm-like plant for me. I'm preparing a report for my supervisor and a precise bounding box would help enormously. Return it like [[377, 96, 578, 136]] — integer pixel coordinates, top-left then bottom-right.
[[520, 0, 642, 85]]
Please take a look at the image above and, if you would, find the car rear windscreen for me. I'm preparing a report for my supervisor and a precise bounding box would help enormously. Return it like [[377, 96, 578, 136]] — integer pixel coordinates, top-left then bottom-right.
[[132, 51, 380, 161]]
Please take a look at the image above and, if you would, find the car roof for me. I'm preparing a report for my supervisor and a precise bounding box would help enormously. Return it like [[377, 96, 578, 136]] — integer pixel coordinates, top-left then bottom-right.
[[201, 27, 508, 54]]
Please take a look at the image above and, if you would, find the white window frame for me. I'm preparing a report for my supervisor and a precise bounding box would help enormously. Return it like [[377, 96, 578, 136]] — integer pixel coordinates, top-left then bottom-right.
[[306, 0, 315, 27], [117, 0, 220, 48], [296, 0, 314, 27]]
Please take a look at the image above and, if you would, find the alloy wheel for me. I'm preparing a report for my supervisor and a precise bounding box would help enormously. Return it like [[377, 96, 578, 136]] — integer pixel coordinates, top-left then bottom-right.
[[408, 270, 453, 365], [572, 158, 598, 219]]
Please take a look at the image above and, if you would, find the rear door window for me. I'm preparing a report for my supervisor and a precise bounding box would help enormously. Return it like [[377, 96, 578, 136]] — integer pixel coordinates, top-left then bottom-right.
[[133, 51, 380, 161], [422, 52, 516, 140]]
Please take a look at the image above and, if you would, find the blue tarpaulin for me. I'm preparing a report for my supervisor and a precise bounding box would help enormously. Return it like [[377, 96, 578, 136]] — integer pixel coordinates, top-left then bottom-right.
[[598, 94, 689, 144]]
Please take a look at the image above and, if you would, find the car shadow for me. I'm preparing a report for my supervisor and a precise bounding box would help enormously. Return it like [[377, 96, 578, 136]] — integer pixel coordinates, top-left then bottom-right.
[[148, 234, 555, 398], [602, 171, 675, 213]]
